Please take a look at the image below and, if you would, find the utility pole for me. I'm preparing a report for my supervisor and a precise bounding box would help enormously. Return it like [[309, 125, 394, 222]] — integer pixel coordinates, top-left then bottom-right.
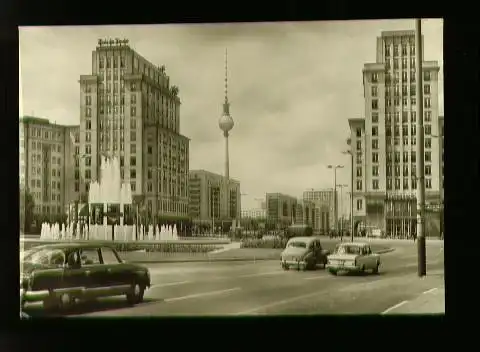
[[328, 164, 344, 235], [343, 140, 354, 242], [415, 18, 427, 277]]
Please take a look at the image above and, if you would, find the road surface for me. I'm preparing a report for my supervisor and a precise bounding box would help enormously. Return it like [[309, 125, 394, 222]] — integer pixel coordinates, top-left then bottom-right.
[[23, 241, 444, 317]]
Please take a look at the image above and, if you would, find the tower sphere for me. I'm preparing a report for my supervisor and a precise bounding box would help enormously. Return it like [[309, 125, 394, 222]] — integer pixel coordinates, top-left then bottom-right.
[[219, 113, 234, 132]]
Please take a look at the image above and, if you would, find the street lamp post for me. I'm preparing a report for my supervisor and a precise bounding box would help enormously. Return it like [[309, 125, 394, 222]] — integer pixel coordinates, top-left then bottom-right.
[[336, 184, 349, 235], [327, 165, 344, 235], [415, 18, 427, 277], [343, 140, 354, 242]]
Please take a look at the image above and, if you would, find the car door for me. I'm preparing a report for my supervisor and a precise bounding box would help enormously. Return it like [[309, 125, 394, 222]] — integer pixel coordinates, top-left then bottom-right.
[[78, 247, 110, 298], [366, 245, 375, 269], [61, 249, 88, 298], [313, 240, 321, 264], [99, 247, 132, 295]]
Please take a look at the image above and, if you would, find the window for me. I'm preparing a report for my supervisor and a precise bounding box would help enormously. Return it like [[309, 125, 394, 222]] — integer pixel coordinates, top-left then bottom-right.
[[412, 179, 417, 190], [130, 169, 136, 179], [386, 152, 392, 163], [402, 97, 407, 106], [402, 71, 407, 81], [425, 165, 432, 176], [411, 111, 416, 123], [424, 97, 431, 108], [395, 152, 400, 163], [402, 58, 407, 68], [372, 166, 379, 176], [403, 137, 409, 146], [372, 73, 378, 83], [372, 99, 378, 110], [357, 199, 363, 210], [356, 141, 362, 150], [85, 145, 91, 154], [356, 128, 362, 137], [148, 146, 152, 154], [131, 107, 136, 116], [425, 152, 431, 162], [356, 167, 362, 177], [356, 152, 362, 164], [79, 249, 101, 265], [410, 71, 416, 83], [386, 99, 392, 107], [401, 44, 407, 56], [385, 45, 391, 56], [410, 57, 415, 69], [372, 180, 379, 190], [394, 126, 400, 137], [130, 132, 136, 142], [387, 178, 392, 190], [393, 59, 399, 69], [411, 152, 416, 163], [85, 156, 91, 167], [394, 45, 399, 56], [395, 178, 400, 190], [130, 144, 136, 154], [426, 179, 432, 189], [356, 181, 362, 191], [372, 152, 378, 163], [101, 247, 120, 264], [394, 165, 400, 176], [424, 111, 432, 122], [386, 113, 392, 124], [130, 156, 136, 166], [402, 126, 408, 136], [410, 44, 415, 55], [411, 125, 416, 135], [86, 107, 91, 117], [372, 139, 378, 149], [424, 84, 430, 95], [424, 71, 431, 81], [403, 152, 409, 163], [403, 178, 409, 190], [425, 138, 431, 148], [411, 97, 416, 105], [371, 86, 377, 97], [372, 113, 379, 123], [394, 112, 400, 123], [86, 120, 91, 130], [85, 169, 91, 179], [425, 125, 431, 135], [403, 165, 409, 176]]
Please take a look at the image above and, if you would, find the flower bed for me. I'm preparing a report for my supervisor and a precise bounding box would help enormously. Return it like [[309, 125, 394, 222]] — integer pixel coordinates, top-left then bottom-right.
[[20, 239, 227, 253], [240, 238, 288, 249], [114, 242, 221, 253]]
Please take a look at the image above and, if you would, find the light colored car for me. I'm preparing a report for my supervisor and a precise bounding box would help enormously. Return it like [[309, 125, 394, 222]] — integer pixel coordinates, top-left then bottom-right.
[[326, 242, 380, 275], [280, 236, 330, 271]]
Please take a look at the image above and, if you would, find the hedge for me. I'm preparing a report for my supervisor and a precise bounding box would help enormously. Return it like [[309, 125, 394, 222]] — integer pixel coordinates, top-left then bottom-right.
[[114, 242, 221, 253], [240, 238, 288, 249]]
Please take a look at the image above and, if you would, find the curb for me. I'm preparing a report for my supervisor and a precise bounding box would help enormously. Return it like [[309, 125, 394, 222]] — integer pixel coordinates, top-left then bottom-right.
[[128, 247, 394, 264], [129, 257, 278, 264], [375, 248, 395, 254]]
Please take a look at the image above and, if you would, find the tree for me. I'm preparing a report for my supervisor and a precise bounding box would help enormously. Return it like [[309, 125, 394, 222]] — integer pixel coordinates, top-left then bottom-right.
[[19, 187, 35, 233]]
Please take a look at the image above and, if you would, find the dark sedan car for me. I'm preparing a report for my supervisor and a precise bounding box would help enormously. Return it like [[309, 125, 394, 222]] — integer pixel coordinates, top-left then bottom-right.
[[20, 242, 151, 311]]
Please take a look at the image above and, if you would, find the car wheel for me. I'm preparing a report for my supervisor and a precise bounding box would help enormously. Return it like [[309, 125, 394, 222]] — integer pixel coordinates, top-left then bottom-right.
[[372, 262, 380, 274], [126, 282, 145, 305]]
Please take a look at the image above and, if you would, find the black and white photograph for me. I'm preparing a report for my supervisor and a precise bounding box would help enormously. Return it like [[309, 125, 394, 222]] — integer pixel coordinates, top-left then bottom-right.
[[19, 19, 444, 318]]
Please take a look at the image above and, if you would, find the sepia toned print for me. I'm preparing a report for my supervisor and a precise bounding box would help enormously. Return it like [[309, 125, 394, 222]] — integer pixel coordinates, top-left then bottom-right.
[[19, 19, 444, 318]]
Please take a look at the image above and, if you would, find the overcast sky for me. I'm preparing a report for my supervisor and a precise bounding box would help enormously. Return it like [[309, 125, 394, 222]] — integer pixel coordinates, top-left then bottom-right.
[[19, 19, 443, 212]]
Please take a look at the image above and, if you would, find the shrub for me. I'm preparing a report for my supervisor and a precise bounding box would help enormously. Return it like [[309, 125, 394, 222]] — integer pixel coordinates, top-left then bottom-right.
[[240, 238, 288, 249]]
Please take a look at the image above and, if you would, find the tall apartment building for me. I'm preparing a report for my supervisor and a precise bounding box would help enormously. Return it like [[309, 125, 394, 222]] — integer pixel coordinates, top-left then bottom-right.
[[188, 170, 241, 223], [78, 38, 190, 224], [348, 30, 442, 238], [19, 116, 79, 223], [266, 193, 297, 227], [302, 189, 335, 232], [438, 115, 444, 201]]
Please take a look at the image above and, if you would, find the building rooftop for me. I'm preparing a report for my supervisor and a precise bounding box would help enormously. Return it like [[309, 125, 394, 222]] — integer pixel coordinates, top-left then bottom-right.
[[19, 116, 80, 128], [381, 30, 415, 37], [189, 169, 240, 184]]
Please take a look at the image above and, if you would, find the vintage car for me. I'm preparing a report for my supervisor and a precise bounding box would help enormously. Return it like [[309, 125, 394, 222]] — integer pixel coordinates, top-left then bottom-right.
[[20, 242, 151, 310], [280, 236, 330, 271], [326, 242, 380, 275]]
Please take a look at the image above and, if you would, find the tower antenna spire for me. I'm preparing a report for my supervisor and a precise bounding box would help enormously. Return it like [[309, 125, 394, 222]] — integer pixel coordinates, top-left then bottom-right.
[[223, 48, 230, 115]]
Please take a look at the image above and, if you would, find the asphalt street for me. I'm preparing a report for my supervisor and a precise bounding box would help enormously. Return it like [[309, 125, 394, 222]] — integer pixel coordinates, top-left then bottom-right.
[[23, 241, 444, 317]]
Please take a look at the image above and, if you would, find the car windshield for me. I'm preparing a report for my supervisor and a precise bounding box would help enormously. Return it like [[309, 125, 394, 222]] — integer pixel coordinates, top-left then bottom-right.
[[335, 245, 361, 255], [22, 248, 65, 266], [287, 241, 307, 248]]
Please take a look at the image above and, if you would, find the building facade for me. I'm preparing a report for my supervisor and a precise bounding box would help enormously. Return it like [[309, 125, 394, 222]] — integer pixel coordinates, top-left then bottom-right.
[[294, 199, 316, 228], [349, 30, 442, 238], [188, 170, 241, 223], [78, 38, 190, 224], [266, 193, 297, 227], [302, 189, 335, 232], [241, 208, 267, 219], [19, 116, 79, 223]]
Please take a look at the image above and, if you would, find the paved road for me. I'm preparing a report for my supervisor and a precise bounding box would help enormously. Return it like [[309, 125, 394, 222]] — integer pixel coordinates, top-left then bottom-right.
[[23, 241, 444, 317]]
